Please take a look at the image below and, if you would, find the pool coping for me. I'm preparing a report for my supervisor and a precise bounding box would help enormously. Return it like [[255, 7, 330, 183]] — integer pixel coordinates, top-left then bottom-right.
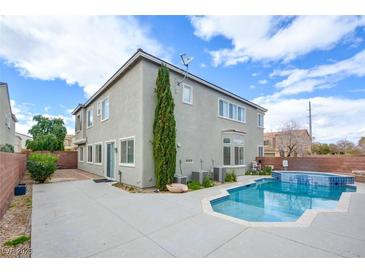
[[201, 179, 358, 228]]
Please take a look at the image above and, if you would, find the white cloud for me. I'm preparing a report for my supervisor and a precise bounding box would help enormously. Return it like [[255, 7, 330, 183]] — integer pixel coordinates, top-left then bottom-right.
[[11, 100, 35, 135], [253, 96, 365, 143], [0, 16, 167, 97], [249, 84, 255, 89], [271, 49, 365, 98], [190, 16, 365, 66], [258, 79, 267, 85], [11, 100, 75, 136]]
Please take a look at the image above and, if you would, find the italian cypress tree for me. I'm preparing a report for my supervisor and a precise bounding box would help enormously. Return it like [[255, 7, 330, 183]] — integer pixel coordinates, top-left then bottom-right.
[[153, 65, 177, 190]]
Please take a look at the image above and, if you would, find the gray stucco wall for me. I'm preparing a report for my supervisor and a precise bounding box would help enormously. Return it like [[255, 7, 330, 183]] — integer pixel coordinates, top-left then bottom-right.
[[141, 59, 264, 187], [75, 61, 145, 187], [75, 58, 264, 188], [0, 85, 16, 148]]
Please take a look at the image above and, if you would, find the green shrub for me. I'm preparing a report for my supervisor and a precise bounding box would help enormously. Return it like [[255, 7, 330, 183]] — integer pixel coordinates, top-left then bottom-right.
[[245, 166, 272, 176], [0, 143, 14, 153], [5, 235, 31, 247], [27, 153, 58, 183], [187, 180, 202, 190], [262, 166, 272, 175], [225, 170, 237, 182], [202, 176, 214, 188]]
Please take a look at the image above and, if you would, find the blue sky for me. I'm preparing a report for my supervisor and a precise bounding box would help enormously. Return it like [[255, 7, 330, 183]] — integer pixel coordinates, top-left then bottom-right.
[[1, 16, 365, 143]]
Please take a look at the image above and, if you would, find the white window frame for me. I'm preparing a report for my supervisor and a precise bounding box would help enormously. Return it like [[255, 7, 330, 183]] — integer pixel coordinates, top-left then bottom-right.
[[96, 101, 101, 117], [87, 144, 93, 164], [119, 136, 135, 167], [218, 98, 246, 123], [182, 83, 193, 105], [94, 142, 103, 165], [86, 107, 93, 129], [75, 113, 82, 133], [222, 134, 246, 167], [257, 113, 264, 128], [79, 146, 84, 162], [101, 96, 110, 122], [258, 145, 264, 157]]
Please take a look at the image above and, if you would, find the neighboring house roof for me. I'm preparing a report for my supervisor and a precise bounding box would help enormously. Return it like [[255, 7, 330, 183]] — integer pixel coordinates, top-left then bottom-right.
[[0, 82, 18, 122], [72, 49, 267, 114], [15, 132, 32, 139], [264, 129, 311, 138]]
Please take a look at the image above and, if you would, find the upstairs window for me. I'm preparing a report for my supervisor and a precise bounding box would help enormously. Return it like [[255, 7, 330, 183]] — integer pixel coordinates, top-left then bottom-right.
[[182, 84, 193, 105], [97, 102, 101, 116], [75, 113, 82, 132], [101, 97, 110, 121], [257, 113, 264, 128], [218, 99, 245, 123], [87, 108, 93, 128], [237, 107, 245, 122]]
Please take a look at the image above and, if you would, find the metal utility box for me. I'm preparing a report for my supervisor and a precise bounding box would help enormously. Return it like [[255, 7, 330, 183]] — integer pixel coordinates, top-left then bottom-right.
[[174, 175, 188, 184], [213, 167, 226, 182], [191, 170, 209, 183]]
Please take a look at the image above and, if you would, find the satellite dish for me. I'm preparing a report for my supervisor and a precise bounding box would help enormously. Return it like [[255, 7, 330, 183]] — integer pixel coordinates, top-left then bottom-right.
[[177, 53, 194, 85], [180, 54, 194, 66]]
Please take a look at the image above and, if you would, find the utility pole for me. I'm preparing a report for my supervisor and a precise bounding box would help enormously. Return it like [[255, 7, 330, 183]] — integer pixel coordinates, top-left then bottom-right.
[[308, 101, 312, 142]]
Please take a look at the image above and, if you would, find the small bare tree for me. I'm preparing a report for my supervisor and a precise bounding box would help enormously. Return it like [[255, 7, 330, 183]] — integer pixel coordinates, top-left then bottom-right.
[[276, 120, 304, 157]]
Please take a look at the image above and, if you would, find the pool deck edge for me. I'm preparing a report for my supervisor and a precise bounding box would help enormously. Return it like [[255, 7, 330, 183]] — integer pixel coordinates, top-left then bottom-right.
[[201, 179, 362, 228]]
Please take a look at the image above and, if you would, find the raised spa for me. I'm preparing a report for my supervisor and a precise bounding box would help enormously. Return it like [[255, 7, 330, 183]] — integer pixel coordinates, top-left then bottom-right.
[[272, 171, 355, 186]]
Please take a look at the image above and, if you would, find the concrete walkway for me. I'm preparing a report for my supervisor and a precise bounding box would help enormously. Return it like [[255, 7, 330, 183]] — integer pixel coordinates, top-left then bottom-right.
[[31, 178, 365, 258], [49, 169, 103, 183]]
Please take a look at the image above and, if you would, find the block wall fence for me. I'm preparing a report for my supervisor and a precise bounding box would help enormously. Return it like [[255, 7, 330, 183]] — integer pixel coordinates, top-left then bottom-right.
[[24, 151, 78, 169], [256, 156, 365, 173], [0, 152, 26, 219]]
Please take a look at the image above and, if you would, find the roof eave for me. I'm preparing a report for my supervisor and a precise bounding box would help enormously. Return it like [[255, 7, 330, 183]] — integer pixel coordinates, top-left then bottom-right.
[[77, 49, 268, 112], [71, 104, 83, 115]]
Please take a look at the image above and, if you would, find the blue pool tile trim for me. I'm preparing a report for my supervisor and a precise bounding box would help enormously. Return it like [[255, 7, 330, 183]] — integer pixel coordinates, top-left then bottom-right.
[[272, 171, 354, 186]]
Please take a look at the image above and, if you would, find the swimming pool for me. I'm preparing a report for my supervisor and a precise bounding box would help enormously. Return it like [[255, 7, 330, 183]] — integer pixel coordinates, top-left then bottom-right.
[[211, 178, 356, 222]]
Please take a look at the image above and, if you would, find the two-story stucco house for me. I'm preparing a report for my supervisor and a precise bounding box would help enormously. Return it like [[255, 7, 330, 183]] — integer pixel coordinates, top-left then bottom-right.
[[0, 82, 17, 149], [72, 49, 267, 188]]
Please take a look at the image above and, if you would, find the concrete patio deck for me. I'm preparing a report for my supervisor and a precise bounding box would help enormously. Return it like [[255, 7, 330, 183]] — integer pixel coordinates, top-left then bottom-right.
[[49, 169, 103, 183], [31, 177, 365, 258]]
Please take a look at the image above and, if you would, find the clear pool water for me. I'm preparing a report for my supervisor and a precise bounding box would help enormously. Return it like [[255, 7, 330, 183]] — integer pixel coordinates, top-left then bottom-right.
[[211, 178, 356, 222]]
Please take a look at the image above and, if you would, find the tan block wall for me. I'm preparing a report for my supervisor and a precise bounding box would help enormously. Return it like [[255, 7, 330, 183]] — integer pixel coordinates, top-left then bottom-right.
[[0, 152, 26, 219], [25, 151, 78, 169], [256, 156, 365, 173]]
